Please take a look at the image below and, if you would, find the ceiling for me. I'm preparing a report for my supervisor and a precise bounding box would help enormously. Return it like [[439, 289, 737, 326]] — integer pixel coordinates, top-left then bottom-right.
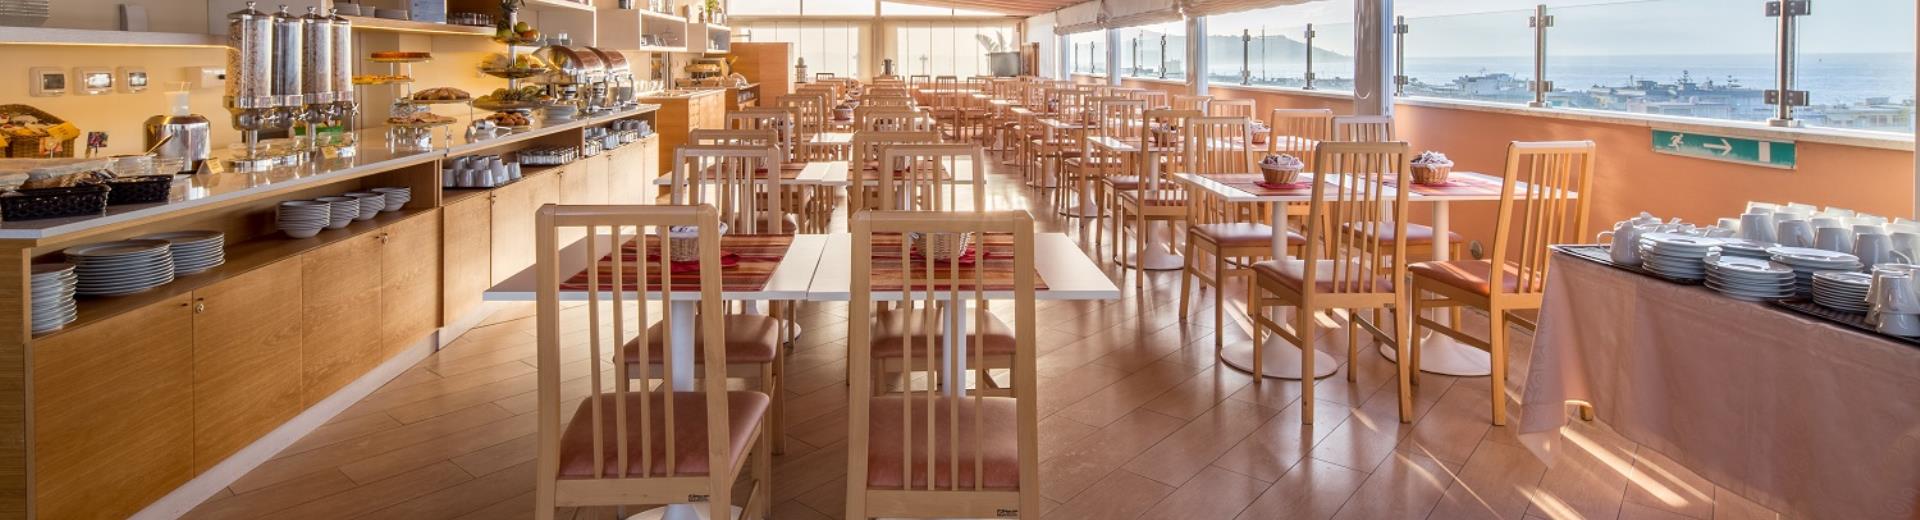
[[887, 0, 1082, 16]]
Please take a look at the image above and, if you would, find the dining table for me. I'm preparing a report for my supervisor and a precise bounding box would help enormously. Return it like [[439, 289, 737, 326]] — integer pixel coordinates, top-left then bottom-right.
[[1174, 170, 1530, 379], [1088, 135, 1186, 272]]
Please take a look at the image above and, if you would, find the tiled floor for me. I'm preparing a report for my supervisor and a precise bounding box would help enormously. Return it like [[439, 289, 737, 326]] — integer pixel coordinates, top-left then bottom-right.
[[182, 159, 1788, 519]]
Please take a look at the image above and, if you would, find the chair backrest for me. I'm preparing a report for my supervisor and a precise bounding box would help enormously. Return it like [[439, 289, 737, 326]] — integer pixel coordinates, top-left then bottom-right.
[[815, 72, 837, 80], [856, 107, 934, 132], [1207, 99, 1256, 119], [908, 74, 932, 87], [1092, 97, 1147, 143], [670, 144, 785, 234], [1182, 116, 1254, 176], [533, 203, 732, 486], [1135, 90, 1169, 110], [1302, 141, 1413, 296], [877, 143, 988, 212], [846, 209, 1037, 496], [1333, 115, 1396, 142], [728, 108, 798, 161], [1268, 108, 1335, 158], [779, 94, 828, 137], [1490, 141, 1597, 298], [1171, 94, 1211, 112], [689, 128, 784, 164]]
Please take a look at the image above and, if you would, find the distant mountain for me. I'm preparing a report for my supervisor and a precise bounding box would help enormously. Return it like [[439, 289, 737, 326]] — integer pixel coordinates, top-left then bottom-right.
[[1207, 33, 1349, 65]]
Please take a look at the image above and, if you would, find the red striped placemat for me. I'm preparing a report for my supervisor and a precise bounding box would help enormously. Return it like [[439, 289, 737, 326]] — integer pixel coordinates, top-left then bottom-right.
[[560, 234, 794, 293]]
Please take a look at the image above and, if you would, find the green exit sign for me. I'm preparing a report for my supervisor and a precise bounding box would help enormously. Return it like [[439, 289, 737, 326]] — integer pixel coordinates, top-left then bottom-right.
[[1651, 129, 1796, 169]]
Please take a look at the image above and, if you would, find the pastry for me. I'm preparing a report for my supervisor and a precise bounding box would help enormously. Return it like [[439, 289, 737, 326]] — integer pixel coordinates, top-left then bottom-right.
[[486, 112, 531, 127], [352, 74, 412, 85], [387, 111, 455, 126], [370, 51, 431, 62], [411, 87, 471, 102]]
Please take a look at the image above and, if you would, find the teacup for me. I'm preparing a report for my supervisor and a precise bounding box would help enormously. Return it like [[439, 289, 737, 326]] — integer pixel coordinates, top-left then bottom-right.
[[1879, 311, 1920, 337], [1811, 216, 1846, 230], [1740, 213, 1777, 243], [1873, 270, 1920, 315], [1816, 226, 1855, 253], [1716, 218, 1742, 232], [1745, 202, 1779, 214], [1776, 219, 1815, 248], [1893, 232, 1920, 263], [1856, 233, 1910, 267]]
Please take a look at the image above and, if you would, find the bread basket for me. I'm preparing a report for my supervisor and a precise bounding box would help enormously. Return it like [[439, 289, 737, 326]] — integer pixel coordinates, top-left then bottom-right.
[[667, 222, 728, 262], [909, 232, 972, 262], [1410, 151, 1454, 185], [1258, 154, 1305, 185]]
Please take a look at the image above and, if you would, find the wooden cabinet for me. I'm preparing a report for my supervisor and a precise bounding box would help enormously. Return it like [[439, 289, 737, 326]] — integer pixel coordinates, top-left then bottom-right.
[[443, 194, 492, 324], [300, 234, 383, 408], [33, 294, 194, 520], [558, 161, 592, 206], [491, 171, 560, 285], [382, 213, 442, 358], [584, 153, 610, 205], [195, 260, 305, 472]]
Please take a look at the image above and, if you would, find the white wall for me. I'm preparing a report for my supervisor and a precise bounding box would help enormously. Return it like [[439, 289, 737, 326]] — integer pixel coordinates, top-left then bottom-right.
[[1025, 13, 1058, 78]]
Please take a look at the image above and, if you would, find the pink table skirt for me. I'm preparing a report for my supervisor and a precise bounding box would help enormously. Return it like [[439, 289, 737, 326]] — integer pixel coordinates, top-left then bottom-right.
[[1522, 252, 1920, 520]]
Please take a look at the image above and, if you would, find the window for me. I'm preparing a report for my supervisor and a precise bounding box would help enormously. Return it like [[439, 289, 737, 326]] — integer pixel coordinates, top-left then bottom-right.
[[1206, 0, 1354, 87], [890, 20, 1015, 77], [731, 0, 799, 16], [1067, 31, 1104, 75], [1796, 0, 1916, 133], [1118, 21, 1184, 80], [1548, 0, 1774, 122], [738, 20, 866, 78], [880, 2, 1005, 16], [1400, 8, 1536, 104], [802, 0, 874, 16]]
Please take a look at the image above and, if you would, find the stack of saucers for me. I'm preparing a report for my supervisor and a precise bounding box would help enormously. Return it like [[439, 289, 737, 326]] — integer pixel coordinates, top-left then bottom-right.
[[1811, 271, 1872, 313], [1637, 233, 1722, 281], [1716, 239, 1775, 259], [1702, 253, 1795, 301], [30, 263, 77, 333], [136, 230, 226, 274], [277, 201, 331, 238], [343, 192, 386, 221], [372, 187, 412, 212], [316, 196, 359, 229], [1767, 246, 1863, 297], [65, 239, 175, 297]]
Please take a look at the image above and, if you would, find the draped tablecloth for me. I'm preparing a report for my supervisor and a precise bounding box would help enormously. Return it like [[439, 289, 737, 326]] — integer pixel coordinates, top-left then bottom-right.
[[1522, 251, 1920, 520]]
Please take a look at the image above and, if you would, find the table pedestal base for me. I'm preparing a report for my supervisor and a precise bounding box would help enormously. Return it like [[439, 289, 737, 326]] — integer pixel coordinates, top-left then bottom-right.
[[1221, 337, 1339, 380], [1059, 204, 1100, 218], [1376, 335, 1492, 377], [627, 505, 742, 520], [1120, 248, 1184, 271]]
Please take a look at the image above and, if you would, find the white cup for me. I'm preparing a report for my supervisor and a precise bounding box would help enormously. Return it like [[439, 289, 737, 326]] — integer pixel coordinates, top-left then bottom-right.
[[1741, 213, 1777, 243], [1879, 312, 1920, 336], [1893, 232, 1920, 263], [1857, 233, 1910, 267], [1777, 219, 1815, 248], [1816, 226, 1855, 253], [1812, 216, 1846, 230], [1745, 202, 1779, 214], [1855, 224, 1888, 237], [1822, 207, 1857, 218]]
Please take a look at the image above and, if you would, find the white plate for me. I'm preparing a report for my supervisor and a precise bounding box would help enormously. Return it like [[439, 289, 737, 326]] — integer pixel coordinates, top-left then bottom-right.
[[1768, 246, 1861, 265], [1705, 281, 1790, 297], [137, 230, 224, 244], [64, 239, 172, 258], [1704, 254, 1794, 275]]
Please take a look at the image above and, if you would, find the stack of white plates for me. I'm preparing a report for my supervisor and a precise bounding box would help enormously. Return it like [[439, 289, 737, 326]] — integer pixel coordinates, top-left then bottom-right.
[[136, 230, 225, 274], [1702, 253, 1795, 301], [1637, 233, 1723, 281], [1716, 239, 1775, 259], [1811, 271, 1872, 313], [372, 187, 412, 212], [316, 196, 359, 229], [65, 239, 175, 296], [1767, 246, 1863, 297], [277, 200, 331, 238], [31, 263, 76, 334], [343, 192, 386, 221]]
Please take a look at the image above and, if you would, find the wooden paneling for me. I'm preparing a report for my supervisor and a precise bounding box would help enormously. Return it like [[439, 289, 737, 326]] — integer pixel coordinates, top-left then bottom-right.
[[33, 294, 194, 520], [0, 247, 25, 518], [558, 161, 592, 206], [442, 194, 492, 324], [299, 234, 383, 408], [583, 154, 611, 206], [194, 259, 305, 473], [489, 178, 535, 286], [382, 213, 442, 359], [730, 42, 792, 101]]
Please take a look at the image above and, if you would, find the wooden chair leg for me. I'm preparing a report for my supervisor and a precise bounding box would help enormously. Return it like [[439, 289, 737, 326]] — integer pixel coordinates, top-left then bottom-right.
[[1396, 286, 1414, 423], [1249, 286, 1264, 374], [1299, 304, 1317, 424], [1178, 239, 1196, 319], [1345, 314, 1358, 383], [1578, 402, 1596, 421], [1213, 252, 1227, 347], [752, 420, 774, 518], [1488, 309, 1509, 427], [1408, 284, 1425, 393]]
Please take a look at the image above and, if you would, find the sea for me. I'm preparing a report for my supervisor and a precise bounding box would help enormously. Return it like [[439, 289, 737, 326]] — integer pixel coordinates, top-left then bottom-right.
[[1215, 52, 1915, 105]]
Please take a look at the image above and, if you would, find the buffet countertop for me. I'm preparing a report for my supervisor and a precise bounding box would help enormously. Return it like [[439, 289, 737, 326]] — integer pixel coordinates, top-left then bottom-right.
[[0, 104, 659, 242]]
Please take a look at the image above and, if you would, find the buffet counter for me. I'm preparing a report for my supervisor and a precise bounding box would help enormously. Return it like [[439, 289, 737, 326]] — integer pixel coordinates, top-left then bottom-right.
[[0, 104, 661, 520]]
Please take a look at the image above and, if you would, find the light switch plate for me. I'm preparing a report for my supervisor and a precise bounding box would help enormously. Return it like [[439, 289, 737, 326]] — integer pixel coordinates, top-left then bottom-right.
[[28, 68, 65, 97], [118, 66, 149, 93], [74, 67, 114, 95]]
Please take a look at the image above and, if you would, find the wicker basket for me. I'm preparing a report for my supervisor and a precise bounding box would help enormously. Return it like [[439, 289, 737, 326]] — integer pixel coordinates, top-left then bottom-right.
[[104, 176, 173, 205], [0, 105, 73, 159], [910, 232, 972, 261], [0, 184, 108, 221], [1250, 127, 1271, 146], [1260, 164, 1302, 185], [1410, 163, 1454, 185], [667, 223, 728, 262]]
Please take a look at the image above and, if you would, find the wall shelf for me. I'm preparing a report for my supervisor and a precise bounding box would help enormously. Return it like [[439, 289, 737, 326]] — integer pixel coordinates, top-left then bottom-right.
[[0, 27, 223, 47], [598, 8, 692, 52], [525, 0, 597, 12], [342, 16, 494, 37]]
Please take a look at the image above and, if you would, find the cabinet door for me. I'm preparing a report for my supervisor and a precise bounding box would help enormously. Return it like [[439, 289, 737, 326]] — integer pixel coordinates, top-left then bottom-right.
[[34, 294, 194, 520], [444, 193, 492, 323], [383, 212, 442, 358], [299, 233, 382, 408], [638, 136, 662, 203], [604, 147, 632, 205], [558, 161, 591, 205], [196, 259, 305, 472], [584, 153, 611, 205]]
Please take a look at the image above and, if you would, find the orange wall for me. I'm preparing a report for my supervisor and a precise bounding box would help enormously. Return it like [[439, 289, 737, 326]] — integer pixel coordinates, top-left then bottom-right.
[[1083, 75, 1916, 249]]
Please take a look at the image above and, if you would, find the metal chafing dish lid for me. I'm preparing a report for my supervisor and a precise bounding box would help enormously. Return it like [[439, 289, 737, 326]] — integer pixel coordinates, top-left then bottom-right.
[[548, 46, 606, 75], [586, 47, 629, 73]]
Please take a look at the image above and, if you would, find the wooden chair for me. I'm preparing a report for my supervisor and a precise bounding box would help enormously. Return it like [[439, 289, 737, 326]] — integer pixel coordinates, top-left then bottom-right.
[[1247, 141, 1414, 423], [1405, 141, 1595, 426], [850, 131, 943, 218], [1179, 181, 1305, 350], [1062, 97, 1141, 221], [1135, 90, 1170, 109], [1172, 94, 1211, 112], [1333, 115, 1396, 142], [1114, 112, 1232, 288], [877, 143, 989, 213], [845, 210, 1040, 520], [671, 144, 789, 234], [1207, 99, 1256, 119], [855, 107, 935, 132], [532, 204, 772, 520], [1267, 108, 1335, 161], [778, 94, 828, 158]]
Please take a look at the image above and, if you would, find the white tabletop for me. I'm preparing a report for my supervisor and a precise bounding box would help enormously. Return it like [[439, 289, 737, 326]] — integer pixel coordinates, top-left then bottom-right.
[[820, 160, 980, 187], [806, 232, 1122, 302], [484, 233, 830, 302], [809, 132, 855, 145]]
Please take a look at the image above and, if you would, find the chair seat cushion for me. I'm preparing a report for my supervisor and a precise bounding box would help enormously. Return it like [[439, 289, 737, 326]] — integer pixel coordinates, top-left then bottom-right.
[[1251, 259, 1395, 294], [871, 310, 1018, 359], [626, 314, 782, 366], [1190, 223, 1306, 248], [1116, 192, 1185, 207], [866, 396, 1021, 491], [1103, 175, 1141, 189], [557, 391, 770, 478], [1339, 222, 1463, 245], [1408, 260, 1523, 296]]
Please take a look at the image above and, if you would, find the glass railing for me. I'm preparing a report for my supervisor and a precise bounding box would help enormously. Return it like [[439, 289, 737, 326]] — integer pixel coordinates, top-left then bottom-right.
[[1205, 0, 1916, 133]]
